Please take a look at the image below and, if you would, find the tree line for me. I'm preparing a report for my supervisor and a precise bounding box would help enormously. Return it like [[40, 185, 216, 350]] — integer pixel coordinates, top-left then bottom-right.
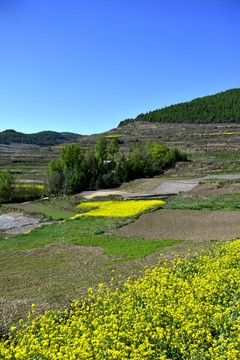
[[46, 137, 187, 195], [0, 137, 187, 202], [119, 89, 240, 126]]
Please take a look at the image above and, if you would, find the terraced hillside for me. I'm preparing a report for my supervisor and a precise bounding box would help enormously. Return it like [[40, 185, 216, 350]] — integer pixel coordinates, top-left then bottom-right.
[[78, 121, 240, 177], [2, 89, 240, 181], [1, 122, 240, 181]]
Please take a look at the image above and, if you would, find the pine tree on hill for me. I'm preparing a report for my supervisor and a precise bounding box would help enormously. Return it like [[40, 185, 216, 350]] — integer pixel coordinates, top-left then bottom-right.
[[119, 89, 240, 126]]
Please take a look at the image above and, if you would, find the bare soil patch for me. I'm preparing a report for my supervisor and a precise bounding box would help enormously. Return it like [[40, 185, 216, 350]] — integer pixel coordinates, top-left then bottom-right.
[[9, 203, 59, 212], [109, 209, 240, 242], [190, 183, 217, 192], [6, 212, 24, 219], [81, 189, 128, 200], [188, 182, 240, 196], [189, 183, 233, 196]]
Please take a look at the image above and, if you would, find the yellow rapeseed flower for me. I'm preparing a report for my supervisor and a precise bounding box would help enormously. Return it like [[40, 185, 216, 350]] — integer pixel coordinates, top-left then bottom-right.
[[72, 200, 165, 218], [13, 184, 44, 190], [2, 239, 240, 358], [201, 132, 235, 136]]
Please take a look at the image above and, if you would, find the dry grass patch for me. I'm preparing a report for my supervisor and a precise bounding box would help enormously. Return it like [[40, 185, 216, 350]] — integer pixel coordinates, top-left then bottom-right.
[[119, 177, 164, 192], [0, 242, 124, 327]]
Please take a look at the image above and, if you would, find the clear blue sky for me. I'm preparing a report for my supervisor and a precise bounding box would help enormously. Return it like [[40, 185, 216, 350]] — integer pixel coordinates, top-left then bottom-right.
[[0, 0, 239, 135]]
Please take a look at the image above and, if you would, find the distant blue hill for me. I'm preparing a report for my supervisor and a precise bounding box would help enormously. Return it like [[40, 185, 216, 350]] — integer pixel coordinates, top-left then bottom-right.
[[0, 130, 82, 146]]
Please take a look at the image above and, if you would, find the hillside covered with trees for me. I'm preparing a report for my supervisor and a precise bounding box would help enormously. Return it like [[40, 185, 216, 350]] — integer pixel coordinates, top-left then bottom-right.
[[119, 88, 240, 125], [0, 130, 81, 146]]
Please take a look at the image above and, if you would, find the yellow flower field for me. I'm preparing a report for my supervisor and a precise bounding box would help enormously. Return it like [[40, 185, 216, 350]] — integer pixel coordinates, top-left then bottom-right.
[[1, 239, 240, 359], [72, 200, 165, 218], [201, 132, 235, 136], [105, 134, 123, 138], [13, 184, 44, 190]]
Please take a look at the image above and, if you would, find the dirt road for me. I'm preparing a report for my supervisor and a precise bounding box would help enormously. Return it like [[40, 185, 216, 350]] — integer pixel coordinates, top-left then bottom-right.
[[81, 174, 240, 199]]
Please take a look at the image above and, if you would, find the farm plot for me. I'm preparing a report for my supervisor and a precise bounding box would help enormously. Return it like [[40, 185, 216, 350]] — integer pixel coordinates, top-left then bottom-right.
[[8, 203, 76, 220], [108, 209, 240, 256], [2, 197, 240, 330], [0, 209, 179, 327]]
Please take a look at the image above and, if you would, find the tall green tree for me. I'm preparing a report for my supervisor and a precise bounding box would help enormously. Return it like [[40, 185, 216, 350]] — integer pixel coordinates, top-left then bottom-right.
[[61, 144, 85, 171], [0, 169, 13, 203], [46, 159, 64, 194], [108, 139, 119, 158], [95, 136, 107, 165]]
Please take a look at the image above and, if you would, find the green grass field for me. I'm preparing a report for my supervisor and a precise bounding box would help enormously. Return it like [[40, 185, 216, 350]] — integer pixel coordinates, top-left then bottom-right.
[[166, 192, 240, 210], [31, 208, 76, 220], [0, 216, 179, 259]]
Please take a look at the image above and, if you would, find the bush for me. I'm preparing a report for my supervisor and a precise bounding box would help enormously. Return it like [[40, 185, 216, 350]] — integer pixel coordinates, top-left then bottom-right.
[[96, 173, 119, 189]]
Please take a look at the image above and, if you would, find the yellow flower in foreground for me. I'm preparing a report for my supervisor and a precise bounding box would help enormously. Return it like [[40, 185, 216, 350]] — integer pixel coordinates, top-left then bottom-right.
[[72, 200, 165, 218], [2, 239, 240, 359]]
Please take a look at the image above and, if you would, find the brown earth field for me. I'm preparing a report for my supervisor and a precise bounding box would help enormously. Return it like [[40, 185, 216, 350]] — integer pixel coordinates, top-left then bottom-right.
[[189, 182, 230, 196], [108, 209, 240, 255], [189, 182, 240, 196]]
